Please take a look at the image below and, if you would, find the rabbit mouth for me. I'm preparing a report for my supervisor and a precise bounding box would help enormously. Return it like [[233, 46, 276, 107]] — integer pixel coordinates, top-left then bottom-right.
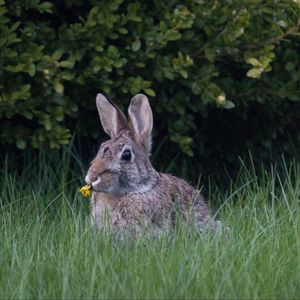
[[91, 176, 102, 188], [85, 175, 106, 192], [90, 171, 122, 194]]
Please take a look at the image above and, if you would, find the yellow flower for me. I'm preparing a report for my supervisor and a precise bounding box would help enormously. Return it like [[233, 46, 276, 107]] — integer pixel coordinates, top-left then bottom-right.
[[79, 185, 92, 197]]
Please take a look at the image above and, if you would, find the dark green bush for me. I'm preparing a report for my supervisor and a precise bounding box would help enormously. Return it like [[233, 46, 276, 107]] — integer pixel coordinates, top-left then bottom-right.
[[0, 0, 300, 167]]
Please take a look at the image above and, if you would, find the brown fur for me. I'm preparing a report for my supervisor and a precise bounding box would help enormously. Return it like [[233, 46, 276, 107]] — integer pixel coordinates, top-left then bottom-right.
[[85, 94, 219, 237]]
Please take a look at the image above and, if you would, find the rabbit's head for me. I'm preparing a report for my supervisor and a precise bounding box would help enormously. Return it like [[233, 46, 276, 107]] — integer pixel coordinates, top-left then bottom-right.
[[85, 94, 158, 196]]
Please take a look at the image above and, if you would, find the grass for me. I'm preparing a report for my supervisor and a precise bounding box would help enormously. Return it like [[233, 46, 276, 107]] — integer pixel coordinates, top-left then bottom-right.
[[0, 149, 300, 299]]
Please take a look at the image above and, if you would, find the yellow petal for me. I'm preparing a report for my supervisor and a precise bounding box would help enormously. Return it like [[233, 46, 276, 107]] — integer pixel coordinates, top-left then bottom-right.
[[79, 185, 92, 197]]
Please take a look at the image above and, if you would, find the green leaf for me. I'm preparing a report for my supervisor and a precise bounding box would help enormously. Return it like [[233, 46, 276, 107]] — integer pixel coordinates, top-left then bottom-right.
[[167, 31, 181, 41], [247, 58, 261, 67], [246, 68, 262, 79], [44, 119, 52, 130], [191, 82, 202, 95], [0, 6, 7, 16], [144, 88, 156, 97], [16, 139, 26, 150], [62, 72, 74, 80], [28, 63, 36, 77], [261, 58, 272, 69], [5, 63, 26, 73], [277, 20, 287, 28], [118, 28, 128, 34], [23, 111, 33, 119], [9, 21, 21, 32], [38, 2, 53, 13], [172, 120, 185, 132], [128, 15, 142, 22], [10, 84, 31, 101], [285, 62, 294, 72], [54, 81, 64, 94], [223, 100, 235, 109], [179, 69, 188, 78], [114, 59, 126, 68], [131, 40, 141, 52], [60, 60, 74, 68], [52, 50, 64, 61]]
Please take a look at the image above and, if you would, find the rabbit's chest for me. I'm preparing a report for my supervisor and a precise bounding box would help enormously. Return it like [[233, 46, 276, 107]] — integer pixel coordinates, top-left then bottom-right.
[[90, 192, 171, 227]]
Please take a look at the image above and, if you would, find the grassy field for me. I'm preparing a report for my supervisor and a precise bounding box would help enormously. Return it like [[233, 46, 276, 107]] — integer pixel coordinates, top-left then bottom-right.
[[0, 150, 300, 299]]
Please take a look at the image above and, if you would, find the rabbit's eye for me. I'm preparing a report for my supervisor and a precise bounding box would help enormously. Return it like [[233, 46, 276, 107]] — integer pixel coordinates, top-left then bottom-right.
[[121, 149, 132, 161]]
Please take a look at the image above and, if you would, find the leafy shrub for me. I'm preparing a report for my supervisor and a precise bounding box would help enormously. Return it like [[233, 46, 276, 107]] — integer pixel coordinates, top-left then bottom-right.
[[0, 0, 300, 167]]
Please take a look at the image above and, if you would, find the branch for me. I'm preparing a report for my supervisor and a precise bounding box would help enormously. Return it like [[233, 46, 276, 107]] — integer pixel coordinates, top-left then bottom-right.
[[190, 10, 242, 59]]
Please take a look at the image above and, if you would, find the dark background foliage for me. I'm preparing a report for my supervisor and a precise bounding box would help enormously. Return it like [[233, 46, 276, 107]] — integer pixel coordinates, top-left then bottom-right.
[[1, 0, 300, 178]]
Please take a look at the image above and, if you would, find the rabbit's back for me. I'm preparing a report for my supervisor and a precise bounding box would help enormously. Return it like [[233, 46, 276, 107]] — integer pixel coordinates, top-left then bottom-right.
[[160, 173, 211, 225]]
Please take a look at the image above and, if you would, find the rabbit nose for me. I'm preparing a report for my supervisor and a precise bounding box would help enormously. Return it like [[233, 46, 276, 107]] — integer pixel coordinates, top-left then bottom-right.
[[85, 171, 99, 184]]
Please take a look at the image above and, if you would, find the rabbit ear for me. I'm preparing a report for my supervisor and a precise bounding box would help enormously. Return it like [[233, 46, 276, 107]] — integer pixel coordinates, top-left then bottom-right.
[[96, 94, 128, 138], [128, 94, 153, 152]]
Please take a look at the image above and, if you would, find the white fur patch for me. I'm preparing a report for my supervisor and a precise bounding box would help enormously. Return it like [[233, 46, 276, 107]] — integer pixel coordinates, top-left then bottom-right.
[[85, 175, 92, 185], [135, 183, 153, 193], [91, 177, 102, 188]]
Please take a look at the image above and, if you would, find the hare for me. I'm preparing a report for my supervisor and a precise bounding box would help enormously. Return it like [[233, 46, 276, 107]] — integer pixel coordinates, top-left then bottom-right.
[[85, 93, 220, 237]]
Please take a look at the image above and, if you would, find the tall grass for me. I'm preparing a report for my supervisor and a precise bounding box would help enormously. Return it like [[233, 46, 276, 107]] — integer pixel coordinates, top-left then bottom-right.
[[0, 149, 299, 299]]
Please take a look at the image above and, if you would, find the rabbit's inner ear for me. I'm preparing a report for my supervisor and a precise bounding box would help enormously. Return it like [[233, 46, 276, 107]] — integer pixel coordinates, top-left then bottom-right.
[[128, 94, 153, 153], [96, 94, 128, 138]]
